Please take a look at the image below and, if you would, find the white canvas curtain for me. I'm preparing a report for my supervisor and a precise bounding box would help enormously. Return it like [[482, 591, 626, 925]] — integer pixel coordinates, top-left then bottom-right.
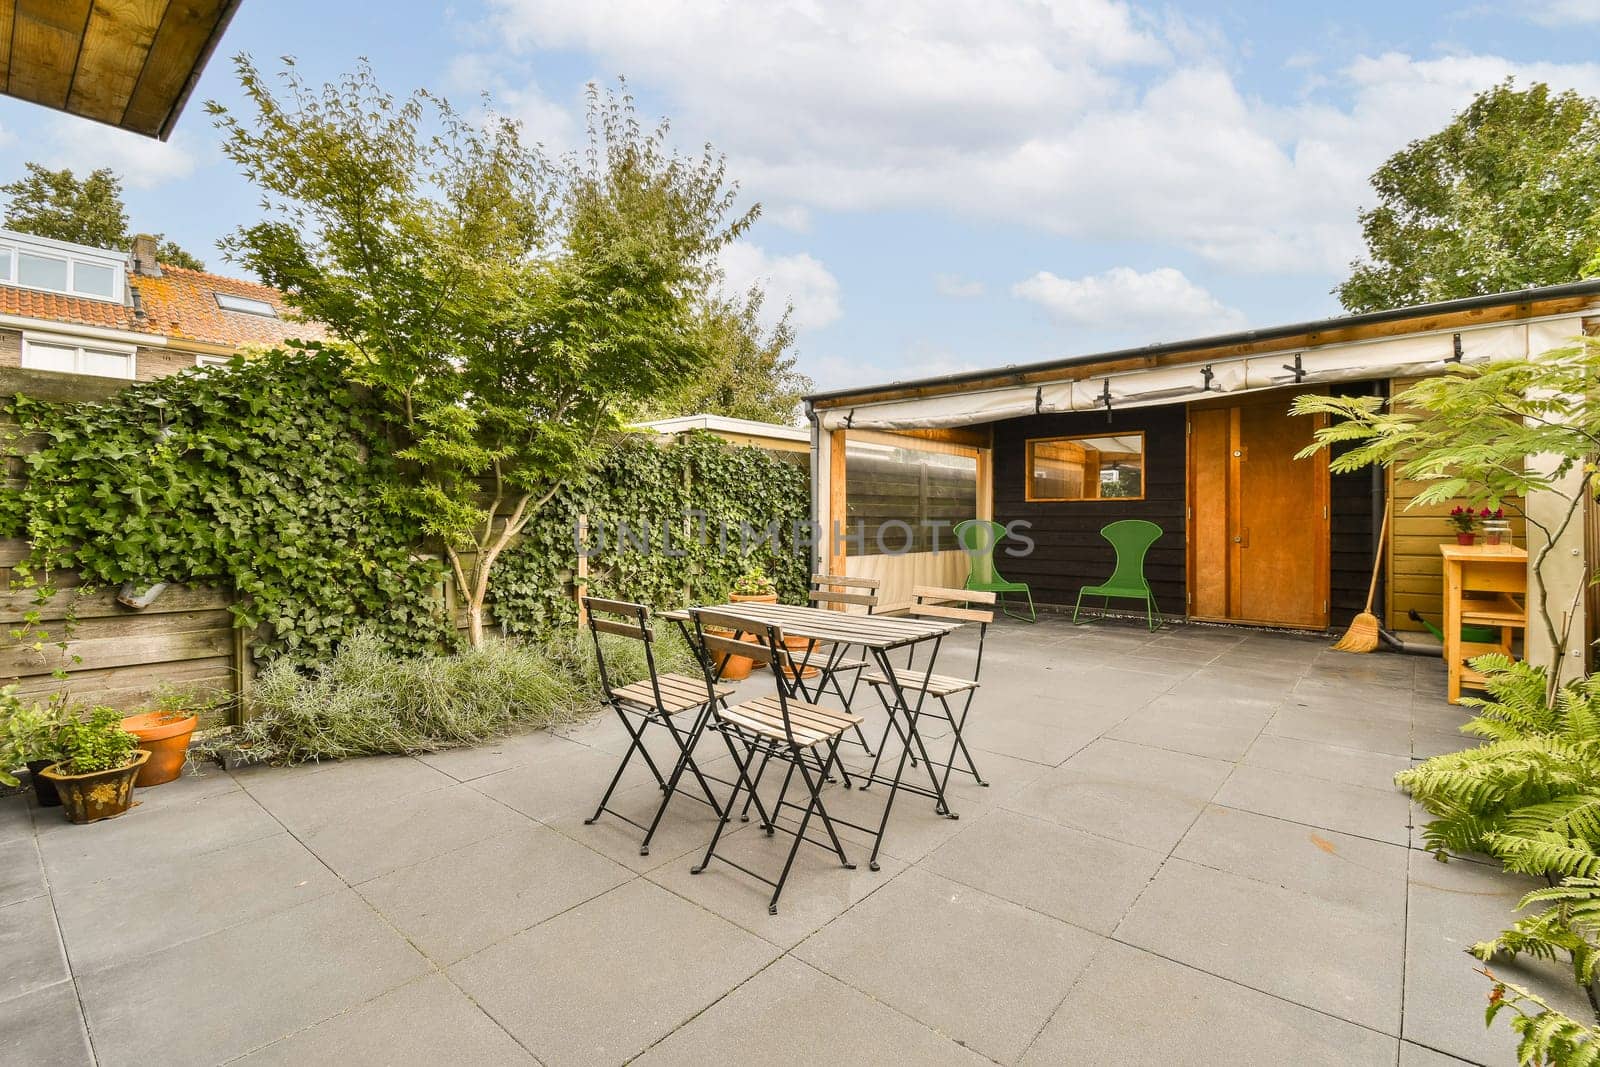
[[816, 317, 1582, 431]]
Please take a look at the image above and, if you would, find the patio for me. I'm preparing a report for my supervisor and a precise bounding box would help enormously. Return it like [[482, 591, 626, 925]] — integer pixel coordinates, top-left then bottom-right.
[[1, 617, 1585, 1066]]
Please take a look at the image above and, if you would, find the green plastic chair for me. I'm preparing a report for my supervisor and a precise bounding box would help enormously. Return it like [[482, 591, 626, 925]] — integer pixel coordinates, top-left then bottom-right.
[[1073, 520, 1164, 631], [953, 519, 1036, 622]]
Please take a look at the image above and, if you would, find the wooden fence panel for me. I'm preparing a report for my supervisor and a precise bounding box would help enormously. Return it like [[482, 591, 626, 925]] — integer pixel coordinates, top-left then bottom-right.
[[2, 367, 244, 715]]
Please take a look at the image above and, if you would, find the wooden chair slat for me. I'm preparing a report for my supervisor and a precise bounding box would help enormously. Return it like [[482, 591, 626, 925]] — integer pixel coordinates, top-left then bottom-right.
[[698, 632, 777, 666], [910, 603, 994, 624], [913, 585, 996, 605], [583, 596, 648, 617], [692, 607, 784, 642], [590, 617, 652, 641], [811, 573, 882, 590]]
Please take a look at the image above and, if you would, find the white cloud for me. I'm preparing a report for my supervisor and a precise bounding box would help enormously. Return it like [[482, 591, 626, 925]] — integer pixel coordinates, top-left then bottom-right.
[[934, 273, 985, 298], [764, 204, 813, 233], [44, 119, 198, 189], [804, 347, 982, 392], [1522, 0, 1600, 26], [1012, 266, 1246, 336], [719, 241, 843, 332], [476, 1, 1600, 276]]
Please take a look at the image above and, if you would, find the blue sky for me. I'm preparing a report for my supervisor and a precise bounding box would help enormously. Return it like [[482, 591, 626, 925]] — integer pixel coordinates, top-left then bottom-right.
[[1, 0, 1596, 392]]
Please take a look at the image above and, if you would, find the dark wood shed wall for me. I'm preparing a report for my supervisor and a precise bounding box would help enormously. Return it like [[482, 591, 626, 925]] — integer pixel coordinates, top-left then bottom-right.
[[991, 405, 1187, 612], [990, 383, 1384, 626], [1328, 381, 1387, 629]]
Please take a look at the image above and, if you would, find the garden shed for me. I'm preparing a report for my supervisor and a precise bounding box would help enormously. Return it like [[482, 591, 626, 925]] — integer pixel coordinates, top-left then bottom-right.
[[805, 281, 1600, 659]]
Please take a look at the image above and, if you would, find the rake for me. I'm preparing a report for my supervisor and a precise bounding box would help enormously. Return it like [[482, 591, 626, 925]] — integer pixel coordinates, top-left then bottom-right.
[[1333, 507, 1390, 654]]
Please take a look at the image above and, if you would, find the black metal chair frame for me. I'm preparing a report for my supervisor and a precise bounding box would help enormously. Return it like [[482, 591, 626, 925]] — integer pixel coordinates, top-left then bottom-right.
[[687, 608, 858, 914], [581, 596, 729, 856], [863, 587, 994, 800]]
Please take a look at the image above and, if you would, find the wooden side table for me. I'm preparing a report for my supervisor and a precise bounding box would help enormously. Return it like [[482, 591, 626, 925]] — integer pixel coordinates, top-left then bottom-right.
[[1439, 543, 1527, 704]]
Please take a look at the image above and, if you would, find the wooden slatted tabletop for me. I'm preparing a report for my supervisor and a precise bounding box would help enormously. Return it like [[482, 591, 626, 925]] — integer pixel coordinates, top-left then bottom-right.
[[663, 602, 960, 649]]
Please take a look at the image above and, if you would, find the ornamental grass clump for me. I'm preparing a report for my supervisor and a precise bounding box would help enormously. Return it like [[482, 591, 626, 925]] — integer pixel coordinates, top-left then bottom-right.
[[227, 631, 590, 763]]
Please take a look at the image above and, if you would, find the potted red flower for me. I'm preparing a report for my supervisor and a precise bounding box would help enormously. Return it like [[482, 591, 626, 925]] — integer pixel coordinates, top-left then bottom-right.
[[1448, 505, 1479, 545]]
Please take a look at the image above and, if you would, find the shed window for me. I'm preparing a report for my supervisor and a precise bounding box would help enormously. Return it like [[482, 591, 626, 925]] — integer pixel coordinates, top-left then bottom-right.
[[1026, 433, 1144, 501]]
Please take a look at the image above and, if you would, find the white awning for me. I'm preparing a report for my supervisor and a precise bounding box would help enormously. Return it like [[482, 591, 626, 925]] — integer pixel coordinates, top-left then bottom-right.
[[816, 317, 1582, 431]]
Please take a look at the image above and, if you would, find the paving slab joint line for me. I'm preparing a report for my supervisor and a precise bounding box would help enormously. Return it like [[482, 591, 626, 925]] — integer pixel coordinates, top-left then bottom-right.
[[29, 820, 102, 1066], [222, 766, 554, 1065], [1102, 935, 1405, 1042]]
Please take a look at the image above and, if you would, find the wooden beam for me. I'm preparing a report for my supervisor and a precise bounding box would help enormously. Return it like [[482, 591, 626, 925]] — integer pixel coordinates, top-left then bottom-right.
[[827, 428, 848, 582], [0, 2, 14, 87], [8, 0, 92, 109], [811, 295, 1600, 411], [66, 0, 168, 125], [120, 0, 231, 137]]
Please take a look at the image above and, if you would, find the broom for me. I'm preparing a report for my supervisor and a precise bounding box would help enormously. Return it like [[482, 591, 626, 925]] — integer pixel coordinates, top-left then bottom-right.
[[1333, 506, 1390, 653]]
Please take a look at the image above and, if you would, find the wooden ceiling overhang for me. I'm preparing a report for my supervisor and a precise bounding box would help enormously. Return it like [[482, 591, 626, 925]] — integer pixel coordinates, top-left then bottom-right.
[[0, 0, 241, 140]]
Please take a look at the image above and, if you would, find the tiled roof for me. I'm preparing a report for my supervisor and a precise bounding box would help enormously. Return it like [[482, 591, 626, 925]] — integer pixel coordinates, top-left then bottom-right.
[[0, 262, 327, 349], [130, 266, 327, 348], [0, 285, 140, 331]]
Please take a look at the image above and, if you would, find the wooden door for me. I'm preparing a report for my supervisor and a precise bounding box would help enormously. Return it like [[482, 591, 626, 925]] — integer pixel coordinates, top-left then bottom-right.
[[1187, 391, 1329, 628]]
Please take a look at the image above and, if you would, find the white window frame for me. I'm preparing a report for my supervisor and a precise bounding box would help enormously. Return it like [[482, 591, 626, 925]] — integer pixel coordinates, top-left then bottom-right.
[[194, 353, 232, 368], [213, 292, 278, 317], [0, 230, 127, 303], [20, 331, 137, 380]]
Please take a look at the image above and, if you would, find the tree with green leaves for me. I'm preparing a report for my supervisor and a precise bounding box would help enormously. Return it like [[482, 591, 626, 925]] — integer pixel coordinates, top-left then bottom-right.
[[1338, 80, 1600, 313], [1, 162, 205, 269], [208, 59, 752, 646], [650, 286, 812, 424]]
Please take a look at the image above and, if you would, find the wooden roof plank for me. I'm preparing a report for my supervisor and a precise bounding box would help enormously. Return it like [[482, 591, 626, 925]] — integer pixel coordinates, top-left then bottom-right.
[[119, 0, 230, 137], [66, 0, 169, 125], [0, 3, 14, 87], [8, 0, 93, 109]]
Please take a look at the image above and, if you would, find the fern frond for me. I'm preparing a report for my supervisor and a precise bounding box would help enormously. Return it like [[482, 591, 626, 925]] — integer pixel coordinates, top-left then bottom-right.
[[1489, 833, 1600, 880]]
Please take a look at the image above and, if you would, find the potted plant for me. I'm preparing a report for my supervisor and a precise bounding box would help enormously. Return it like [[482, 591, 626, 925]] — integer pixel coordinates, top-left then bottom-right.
[[729, 565, 779, 604], [728, 565, 817, 679], [120, 705, 199, 787], [39, 707, 149, 824], [1448, 505, 1480, 545], [0, 686, 70, 808]]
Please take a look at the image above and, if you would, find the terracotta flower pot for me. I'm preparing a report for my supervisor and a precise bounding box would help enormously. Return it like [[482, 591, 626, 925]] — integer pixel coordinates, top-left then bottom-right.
[[1456, 532, 1477, 546], [120, 712, 199, 787], [713, 591, 779, 679], [41, 750, 151, 824]]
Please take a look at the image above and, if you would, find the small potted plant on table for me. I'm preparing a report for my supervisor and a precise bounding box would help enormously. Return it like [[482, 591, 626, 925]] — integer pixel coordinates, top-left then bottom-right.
[[39, 708, 148, 824], [1448, 505, 1482, 545]]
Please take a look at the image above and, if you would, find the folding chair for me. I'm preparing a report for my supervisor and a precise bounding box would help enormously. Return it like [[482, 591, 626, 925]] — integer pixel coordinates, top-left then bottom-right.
[[581, 597, 734, 856], [688, 608, 862, 915], [862, 586, 994, 796], [789, 573, 881, 754]]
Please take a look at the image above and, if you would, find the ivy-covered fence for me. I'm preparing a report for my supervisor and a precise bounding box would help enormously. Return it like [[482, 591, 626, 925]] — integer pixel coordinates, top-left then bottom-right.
[[1, 348, 810, 709], [490, 433, 809, 632]]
